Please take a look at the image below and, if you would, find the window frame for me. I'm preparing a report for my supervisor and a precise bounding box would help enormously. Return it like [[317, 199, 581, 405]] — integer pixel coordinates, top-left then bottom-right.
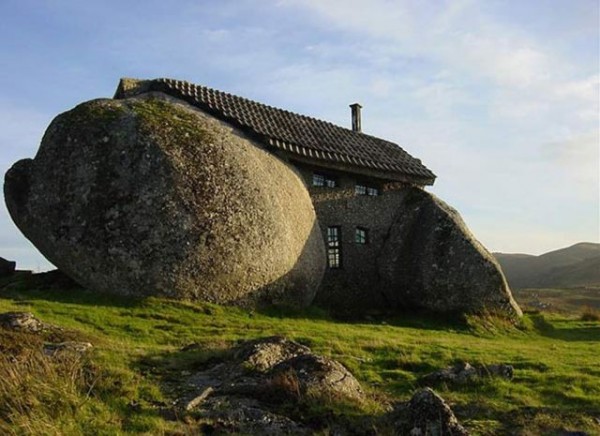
[[313, 172, 337, 188], [367, 186, 379, 196], [327, 226, 342, 268], [355, 181, 379, 196], [355, 184, 367, 195], [355, 227, 368, 245]]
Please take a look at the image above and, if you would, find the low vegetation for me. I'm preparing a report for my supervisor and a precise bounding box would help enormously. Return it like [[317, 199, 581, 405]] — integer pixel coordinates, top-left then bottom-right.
[[0, 275, 598, 435]]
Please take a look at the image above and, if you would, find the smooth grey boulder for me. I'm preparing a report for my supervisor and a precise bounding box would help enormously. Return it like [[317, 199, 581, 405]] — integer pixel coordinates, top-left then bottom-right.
[[4, 94, 325, 308], [378, 188, 522, 317]]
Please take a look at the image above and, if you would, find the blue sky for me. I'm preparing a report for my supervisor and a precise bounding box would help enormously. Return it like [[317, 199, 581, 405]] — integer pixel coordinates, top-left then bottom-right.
[[1, 0, 598, 270]]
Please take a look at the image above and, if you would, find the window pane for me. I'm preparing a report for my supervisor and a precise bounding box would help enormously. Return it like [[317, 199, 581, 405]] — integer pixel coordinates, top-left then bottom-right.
[[328, 248, 340, 268], [355, 184, 367, 195], [355, 228, 367, 244], [327, 227, 342, 267], [314, 173, 337, 188], [313, 174, 325, 186], [367, 187, 379, 196]]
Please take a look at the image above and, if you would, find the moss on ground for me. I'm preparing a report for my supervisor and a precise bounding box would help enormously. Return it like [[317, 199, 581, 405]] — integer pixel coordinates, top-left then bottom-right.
[[0, 275, 598, 435]]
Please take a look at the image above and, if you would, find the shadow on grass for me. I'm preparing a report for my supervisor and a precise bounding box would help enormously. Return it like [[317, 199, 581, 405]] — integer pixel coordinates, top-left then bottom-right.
[[1, 272, 488, 335], [0, 272, 143, 309], [258, 304, 471, 333], [530, 314, 599, 342]]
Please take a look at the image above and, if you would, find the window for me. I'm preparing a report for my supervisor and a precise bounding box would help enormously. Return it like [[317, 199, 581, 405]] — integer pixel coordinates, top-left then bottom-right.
[[367, 187, 379, 196], [313, 173, 337, 188], [355, 227, 368, 244], [327, 226, 342, 268], [355, 183, 379, 196]]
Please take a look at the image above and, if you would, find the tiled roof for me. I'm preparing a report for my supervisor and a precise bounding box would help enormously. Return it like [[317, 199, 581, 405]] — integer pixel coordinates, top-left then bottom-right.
[[114, 78, 436, 184]]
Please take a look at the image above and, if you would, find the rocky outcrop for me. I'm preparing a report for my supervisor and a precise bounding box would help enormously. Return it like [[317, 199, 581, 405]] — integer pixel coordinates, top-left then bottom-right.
[[177, 337, 364, 434], [378, 188, 522, 317], [0, 312, 45, 332], [182, 336, 364, 404], [43, 341, 93, 356], [0, 312, 93, 358], [420, 362, 514, 386], [395, 388, 469, 436], [233, 336, 312, 372], [196, 396, 310, 435], [269, 353, 364, 402], [5, 94, 325, 308]]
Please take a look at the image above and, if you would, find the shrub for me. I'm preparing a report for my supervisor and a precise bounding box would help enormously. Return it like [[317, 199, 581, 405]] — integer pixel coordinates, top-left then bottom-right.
[[580, 307, 600, 322]]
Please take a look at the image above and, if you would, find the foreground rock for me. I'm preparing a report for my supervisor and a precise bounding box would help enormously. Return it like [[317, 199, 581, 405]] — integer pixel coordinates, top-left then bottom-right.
[[0, 312, 93, 359], [0, 312, 45, 332], [177, 337, 364, 434], [420, 362, 514, 386], [197, 396, 310, 436], [394, 388, 469, 436], [43, 341, 93, 356], [5, 95, 325, 308], [184, 336, 364, 404], [378, 188, 522, 317]]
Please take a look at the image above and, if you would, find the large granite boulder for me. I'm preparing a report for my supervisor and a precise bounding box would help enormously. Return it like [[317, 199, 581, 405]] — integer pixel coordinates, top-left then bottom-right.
[[378, 188, 522, 317], [4, 94, 325, 307]]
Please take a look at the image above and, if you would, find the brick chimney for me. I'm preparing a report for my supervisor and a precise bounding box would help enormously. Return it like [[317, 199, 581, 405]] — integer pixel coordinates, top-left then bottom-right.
[[350, 103, 362, 132]]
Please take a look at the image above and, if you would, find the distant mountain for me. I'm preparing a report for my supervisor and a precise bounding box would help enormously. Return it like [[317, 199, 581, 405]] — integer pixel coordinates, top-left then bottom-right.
[[494, 243, 600, 289]]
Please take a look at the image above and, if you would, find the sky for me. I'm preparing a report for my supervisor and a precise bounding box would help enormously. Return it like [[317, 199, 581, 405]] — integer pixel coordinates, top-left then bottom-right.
[[0, 0, 598, 271]]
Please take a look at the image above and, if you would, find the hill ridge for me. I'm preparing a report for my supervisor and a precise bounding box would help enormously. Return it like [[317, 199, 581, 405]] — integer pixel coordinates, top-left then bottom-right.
[[494, 242, 600, 289]]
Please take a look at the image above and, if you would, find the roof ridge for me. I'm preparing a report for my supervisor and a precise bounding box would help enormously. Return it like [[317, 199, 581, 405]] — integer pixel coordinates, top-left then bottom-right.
[[156, 77, 400, 144]]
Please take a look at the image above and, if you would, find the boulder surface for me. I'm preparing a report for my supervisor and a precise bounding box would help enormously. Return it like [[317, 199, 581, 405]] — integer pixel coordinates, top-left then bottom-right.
[[178, 337, 364, 434], [399, 388, 469, 436], [4, 94, 325, 307], [378, 188, 522, 317]]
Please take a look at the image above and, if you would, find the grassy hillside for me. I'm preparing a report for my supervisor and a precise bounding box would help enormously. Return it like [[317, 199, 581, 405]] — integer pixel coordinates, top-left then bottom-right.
[[512, 287, 600, 313], [495, 242, 600, 289], [0, 275, 599, 435]]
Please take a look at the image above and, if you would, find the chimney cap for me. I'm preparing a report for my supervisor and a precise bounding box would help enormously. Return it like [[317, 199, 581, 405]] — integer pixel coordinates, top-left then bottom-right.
[[349, 102, 362, 108]]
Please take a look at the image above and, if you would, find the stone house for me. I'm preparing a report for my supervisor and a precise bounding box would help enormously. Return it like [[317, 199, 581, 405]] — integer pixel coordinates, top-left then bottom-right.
[[115, 78, 437, 311]]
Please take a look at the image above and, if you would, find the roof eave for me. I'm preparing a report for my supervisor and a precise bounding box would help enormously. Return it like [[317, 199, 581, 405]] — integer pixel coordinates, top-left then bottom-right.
[[281, 153, 436, 186]]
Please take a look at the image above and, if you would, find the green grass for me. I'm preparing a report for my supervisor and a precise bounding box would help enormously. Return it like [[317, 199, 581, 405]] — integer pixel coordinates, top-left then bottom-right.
[[0, 277, 598, 435]]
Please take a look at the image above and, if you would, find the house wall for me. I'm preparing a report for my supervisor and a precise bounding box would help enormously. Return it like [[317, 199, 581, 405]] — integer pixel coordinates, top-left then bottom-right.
[[292, 162, 413, 315]]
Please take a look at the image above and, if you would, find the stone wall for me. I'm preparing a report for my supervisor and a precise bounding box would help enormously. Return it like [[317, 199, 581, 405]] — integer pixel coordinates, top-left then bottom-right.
[[292, 162, 411, 315]]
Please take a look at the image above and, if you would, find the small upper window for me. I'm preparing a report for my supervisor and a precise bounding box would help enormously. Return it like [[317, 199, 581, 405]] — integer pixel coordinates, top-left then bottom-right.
[[313, 174, 325, 186], [313, 173, 337, 188], [356, 183, 379, 196], [355, 227, 368, 244]]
